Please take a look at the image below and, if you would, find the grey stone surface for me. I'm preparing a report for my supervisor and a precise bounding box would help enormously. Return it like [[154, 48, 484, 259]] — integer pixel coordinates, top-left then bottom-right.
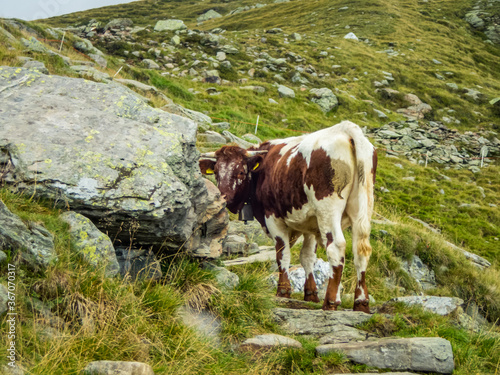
[[0, 250, 7, 264], [400, 255, 436, 291], [274, 308, 371, 337], [154, 19, 186, 32], [82, 360, 154, 375], [0, 66, 224, 256], [142, 59, 160, 70], [1, 364, 25, 375], [309, 88, 338, 112], [222, 131, 254, 148], [278, 85, 295, 98], [318, 325, 370, 344], [240, 334, 302, 351], [388, 296, 464, 316], [223, 234, 248, 255], [197, 131, 227, 144], [60, 211, 119, 277], [222, 249, 276, 266], [0, 200, 56, 268], [0, 284, 8, 316], [22, 60, 49, 74], [204, 263, 239, 289], [115, 247, 162, 281], [197, 10, 223, 23], [316, 337, 454, 374]]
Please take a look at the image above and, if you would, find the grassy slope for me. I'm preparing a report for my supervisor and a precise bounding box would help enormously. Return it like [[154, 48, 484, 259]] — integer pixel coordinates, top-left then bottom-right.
[[1, 0, 500, 373]]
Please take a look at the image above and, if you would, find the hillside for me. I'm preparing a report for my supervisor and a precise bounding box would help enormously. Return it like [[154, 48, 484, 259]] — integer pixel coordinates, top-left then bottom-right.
[[0, 0, 500, 373]]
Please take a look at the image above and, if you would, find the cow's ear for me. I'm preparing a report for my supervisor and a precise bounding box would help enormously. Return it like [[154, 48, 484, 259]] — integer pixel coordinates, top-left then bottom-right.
[[247, 155, 264, 173], [199, 159, 216, 175]]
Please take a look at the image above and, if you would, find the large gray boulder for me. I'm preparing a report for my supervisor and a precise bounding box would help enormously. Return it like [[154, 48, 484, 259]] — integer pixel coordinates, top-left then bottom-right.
[[388, 296, 464, 316], [0, 200, 56, 269], [317, 337, 454, 374], [0, 66, 226, 256]]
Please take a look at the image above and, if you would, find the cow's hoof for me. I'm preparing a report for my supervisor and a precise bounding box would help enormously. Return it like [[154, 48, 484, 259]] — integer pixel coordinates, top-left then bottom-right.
[[304, 290, 320, 303], [353, 299, 370, 314], [322, 300, 340, 311], [276, 289, 292, 298]]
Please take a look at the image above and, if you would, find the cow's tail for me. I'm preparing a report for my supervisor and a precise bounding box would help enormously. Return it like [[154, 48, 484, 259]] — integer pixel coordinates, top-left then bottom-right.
[[339, 121, 377, 256]]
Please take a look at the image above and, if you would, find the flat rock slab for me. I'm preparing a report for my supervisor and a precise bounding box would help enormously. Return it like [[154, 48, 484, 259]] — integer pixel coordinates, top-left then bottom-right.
[[239, 334, 302, 352], [273, 307, 371, 338], [222, 249, 275, 266], [388, 296, 464, 316], [82, 360, 154, 375], [317, 337, 454, 374]]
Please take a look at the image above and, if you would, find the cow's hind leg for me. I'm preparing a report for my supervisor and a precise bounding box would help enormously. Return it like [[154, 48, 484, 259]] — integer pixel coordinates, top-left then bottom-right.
[[318, 199, 348, 311], [351, 218, 372, 313], [300, 233, 319, 303]]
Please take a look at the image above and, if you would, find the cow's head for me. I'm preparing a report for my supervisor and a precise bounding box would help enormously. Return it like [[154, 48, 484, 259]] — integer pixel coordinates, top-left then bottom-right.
[[199, 146, 266, 213]]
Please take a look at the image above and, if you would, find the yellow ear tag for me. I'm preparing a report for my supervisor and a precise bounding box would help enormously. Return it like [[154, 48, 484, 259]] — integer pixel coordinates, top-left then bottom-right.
[[206, 168, 214, 175], [252, 163, 260, 171]]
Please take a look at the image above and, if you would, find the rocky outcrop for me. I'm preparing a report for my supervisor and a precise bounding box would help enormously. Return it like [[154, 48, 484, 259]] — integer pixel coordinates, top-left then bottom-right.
[[239, 334, 302, 352], [0, 66, 227, 257], [368, 120, 500, 168], [387, 296, 464, 316]]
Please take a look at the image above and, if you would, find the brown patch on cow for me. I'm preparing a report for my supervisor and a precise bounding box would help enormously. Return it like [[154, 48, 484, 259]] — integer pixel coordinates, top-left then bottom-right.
[[353, 271, 370, 313], [322, 264, 343, 311], [326, 232, 334, 248], [275, 237, 291, 298], [372, 148, 378, 184], [304, 273, 320, 302]]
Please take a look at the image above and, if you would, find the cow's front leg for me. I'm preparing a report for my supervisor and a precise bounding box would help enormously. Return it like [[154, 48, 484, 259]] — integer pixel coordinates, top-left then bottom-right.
[[275, 236, 292, 298], [300, 234, 320, 303]]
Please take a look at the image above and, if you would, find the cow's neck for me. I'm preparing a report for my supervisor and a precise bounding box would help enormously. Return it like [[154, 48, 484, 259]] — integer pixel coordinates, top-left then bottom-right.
[[248, 172, 268, 232]]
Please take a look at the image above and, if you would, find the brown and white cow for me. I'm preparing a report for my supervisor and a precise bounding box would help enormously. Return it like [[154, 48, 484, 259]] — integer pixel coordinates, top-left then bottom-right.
[[199, 121, 377, 313]]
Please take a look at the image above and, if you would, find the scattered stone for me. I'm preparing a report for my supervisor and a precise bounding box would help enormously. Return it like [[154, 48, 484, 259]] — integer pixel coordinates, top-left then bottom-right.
[[198, 131, 227, 144], [154, 19, 187, 32], [374, 109, 388, 119], [241, 133, 262, 144], [309, 88, 338, 112], [82, 361, 154, 375], [387, 296, 464, 316], [344, 32, 359, 41], [269, 98, 279, 104], [60, 212, 119, 277], [0, 250, 6, 264], [142, 59, 160, 70], [204, 263, 239, 289], [222, 131, 254, 148], [290, 32, 302, 41], [400, 255, 436, 291], [317, 337, 454, 374], [198, 10, 223, 23], [171, 35, 181, 46], [239, 334, 302, 352], [211, 122, 231, 130], [216, 51, 226, 61], [21, 37, 50, 53], [104, 18, 133, 31], [278, 85, 295, 99]]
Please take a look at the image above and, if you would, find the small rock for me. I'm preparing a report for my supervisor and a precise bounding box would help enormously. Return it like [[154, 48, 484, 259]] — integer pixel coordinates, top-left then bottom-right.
[[278, 85, 295, 98], [23, 60, 49, 74], [82, 361, 154, 375], [0, 284, 8, 316], [240, 334, 302, 352], [0, 250, 6, 264], [154, 19, 186, 31], [142, 59, 160, 70], [344, 32, 359, 41]]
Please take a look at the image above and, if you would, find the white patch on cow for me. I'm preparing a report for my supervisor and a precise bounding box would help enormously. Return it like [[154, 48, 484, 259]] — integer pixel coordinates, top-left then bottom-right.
[[266, 215, 292, 277], [300, 233, 317, 278]]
